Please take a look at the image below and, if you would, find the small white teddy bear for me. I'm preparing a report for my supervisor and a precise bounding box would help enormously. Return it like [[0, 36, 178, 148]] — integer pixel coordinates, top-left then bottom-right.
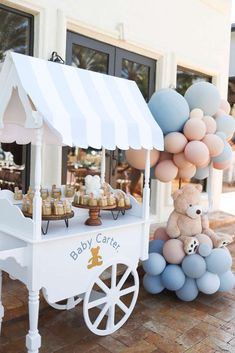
[[85, 175, 102, 198]]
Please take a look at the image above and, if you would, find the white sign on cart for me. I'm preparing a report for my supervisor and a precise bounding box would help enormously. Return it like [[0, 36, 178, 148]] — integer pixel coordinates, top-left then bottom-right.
[[0, 52, 163, 353]]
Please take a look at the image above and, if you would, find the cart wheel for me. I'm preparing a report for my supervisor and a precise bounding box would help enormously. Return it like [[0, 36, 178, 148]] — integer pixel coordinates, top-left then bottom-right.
[[42, 289, 82, 310], [83, 260, 139, 336]]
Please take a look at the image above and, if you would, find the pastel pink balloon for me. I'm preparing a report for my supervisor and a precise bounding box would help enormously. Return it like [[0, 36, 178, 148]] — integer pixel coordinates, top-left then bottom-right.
[[173, 152, 193, 169], [196, 234, 213, 249], [220, 99, 231, 115], [164, 132, 188, 154], [213, 158, 232, 170], [163, 239, 185, 264], [183, 119, 206, 141], [125, 148, 160, 170], [178, 164, 196, 179], [199, 158, 211, 168], [202, 134, 224, 157], [184, 141, 210, 167], [159, 151, 173, 162], [153, 227, 170, 242], [202, 116, 217, 134], [154, 160, 178, 182], [214, 109, 225, 119]]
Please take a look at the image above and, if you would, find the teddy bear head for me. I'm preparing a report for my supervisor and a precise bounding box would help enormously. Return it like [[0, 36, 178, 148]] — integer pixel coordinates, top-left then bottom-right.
[[172, 184, 203, 219], [85, 175, 101, 197]]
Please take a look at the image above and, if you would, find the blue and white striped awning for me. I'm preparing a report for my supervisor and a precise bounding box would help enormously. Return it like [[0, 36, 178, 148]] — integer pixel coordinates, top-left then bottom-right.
[[0, 52, 163, 150]]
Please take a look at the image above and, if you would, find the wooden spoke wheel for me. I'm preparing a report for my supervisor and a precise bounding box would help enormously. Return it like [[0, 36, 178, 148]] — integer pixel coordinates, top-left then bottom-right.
[[42, 289, 82, 310], [83, 260, 139, 336]]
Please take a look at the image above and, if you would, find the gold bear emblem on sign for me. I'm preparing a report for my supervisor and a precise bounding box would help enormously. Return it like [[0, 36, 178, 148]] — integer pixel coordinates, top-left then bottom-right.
[[87, 246, 103, 269]]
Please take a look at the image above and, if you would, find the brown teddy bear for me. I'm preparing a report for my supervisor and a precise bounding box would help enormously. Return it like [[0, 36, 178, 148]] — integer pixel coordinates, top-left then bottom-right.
[[166, 184, 233, 255]]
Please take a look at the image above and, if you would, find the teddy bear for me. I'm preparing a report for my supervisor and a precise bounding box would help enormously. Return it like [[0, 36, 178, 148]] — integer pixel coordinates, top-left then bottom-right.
[[166, 184, 233, 255], [85, 175, 102, 198]]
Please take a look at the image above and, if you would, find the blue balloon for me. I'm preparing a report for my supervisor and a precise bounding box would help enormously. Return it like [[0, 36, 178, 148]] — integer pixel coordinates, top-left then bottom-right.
[[184, 82, 220, 116], [143, 274, 165, 294], [196, 271, 220, 294], [148, 89, 189, 135], [182, 254, 206, 279], [149, 240, 164, 254], [219, 271, 235, 292], [216, 115, 235, 139], [205, 248, 232, 274], [161, 264, 185, 291], [142, 253, 166, 276], [198, 243, 212, 257], [176, 277, 199, 301], [194, 166, 209, 180], [212, 141, 232, 164]]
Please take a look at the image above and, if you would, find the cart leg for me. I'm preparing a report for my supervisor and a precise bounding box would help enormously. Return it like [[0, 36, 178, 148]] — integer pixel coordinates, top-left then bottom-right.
[[0, 270, 4, 335], [26, 291, 41, 353]]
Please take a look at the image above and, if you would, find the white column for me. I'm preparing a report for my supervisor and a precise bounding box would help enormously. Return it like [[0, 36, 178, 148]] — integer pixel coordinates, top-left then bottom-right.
[[143, 149, 150, 219], [0, 270, 4, 334], [33, 129, 42, 240], [100, 147, 106, 185], [26, 291, 41, 353]]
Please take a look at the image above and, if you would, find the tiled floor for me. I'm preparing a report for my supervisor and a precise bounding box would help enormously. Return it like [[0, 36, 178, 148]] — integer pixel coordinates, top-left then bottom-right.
[[1, 223, 235, 353]]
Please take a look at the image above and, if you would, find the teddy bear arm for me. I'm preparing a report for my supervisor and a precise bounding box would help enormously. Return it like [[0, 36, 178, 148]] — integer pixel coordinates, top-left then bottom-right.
[[166, 212, 181, 238]]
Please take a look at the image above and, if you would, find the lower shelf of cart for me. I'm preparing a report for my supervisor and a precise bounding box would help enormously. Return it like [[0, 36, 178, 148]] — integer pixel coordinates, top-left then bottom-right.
[[0, 232, 28, 266]]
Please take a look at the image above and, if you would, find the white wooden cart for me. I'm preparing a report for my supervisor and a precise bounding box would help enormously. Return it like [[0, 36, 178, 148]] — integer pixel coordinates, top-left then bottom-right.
[[0, 53, 163, 353]]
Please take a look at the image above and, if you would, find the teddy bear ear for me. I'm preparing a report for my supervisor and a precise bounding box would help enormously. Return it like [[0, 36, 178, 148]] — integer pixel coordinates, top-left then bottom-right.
[[195, 184, 203, 192], [172, 189, 183, 200]]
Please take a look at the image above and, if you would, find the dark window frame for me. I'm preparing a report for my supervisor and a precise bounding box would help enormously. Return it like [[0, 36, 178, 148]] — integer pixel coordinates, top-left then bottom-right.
[[0, 4, 34, 192]]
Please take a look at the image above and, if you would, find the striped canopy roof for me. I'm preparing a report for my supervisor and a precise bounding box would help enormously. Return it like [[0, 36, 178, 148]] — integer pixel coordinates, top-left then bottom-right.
[[0, 52, 163, 150]]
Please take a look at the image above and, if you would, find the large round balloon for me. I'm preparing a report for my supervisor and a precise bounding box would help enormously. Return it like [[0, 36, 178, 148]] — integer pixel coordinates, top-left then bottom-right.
[[189, 108, 204, 119], [143, 274, 165, 294], [173, 152, 193, 169], [202, 134, 224, 157], [161, 264, 185, 291], [205, 248, 232, 274], [183, 119, 206, 141], [148, 89, 189, 135], [159, 151, 173, 162], [213, 158, 232, 170], [215, 114, 235, 140], [182, 254, 206, 279], [149, 239, 165, 254], [153, 227, 170, 242], [125, 148, 160, 170], [196, 271, 220, 294], [184, 141, 210, 167], [212, 141, 233, 164], [154, 160, 178, 182], [164, 132, 188, 154], [202, 116, 217, 134], [184, 82, 221, 116], [220, 99, 231, 115], [142, 253, 166, 276], [178, 164, 196, 179], [219, 271, 235, 292], [163, 239, 185, 264], [176, 277, 199, 301]]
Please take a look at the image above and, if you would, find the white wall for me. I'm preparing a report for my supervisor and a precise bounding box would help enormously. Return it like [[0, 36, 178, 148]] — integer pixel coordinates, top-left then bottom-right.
[[229, 31, 235, 76], [2, 0, 232, 220]]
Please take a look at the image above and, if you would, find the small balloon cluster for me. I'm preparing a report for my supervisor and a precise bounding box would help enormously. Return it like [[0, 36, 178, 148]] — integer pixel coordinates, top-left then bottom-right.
[[125, 82, 235, 182], [143, 227, 235, 301]]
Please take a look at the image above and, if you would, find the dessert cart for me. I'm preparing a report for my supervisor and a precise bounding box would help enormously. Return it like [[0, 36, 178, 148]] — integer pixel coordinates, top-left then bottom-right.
[[0, 53, 163, 353]]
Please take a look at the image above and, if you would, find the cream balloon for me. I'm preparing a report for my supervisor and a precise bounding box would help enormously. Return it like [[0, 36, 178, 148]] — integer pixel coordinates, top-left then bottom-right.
[[173, 152, 193, 169], [183, 119, 206, 141], [125, 148, 160, 170], [189, 108, 204, 119], [164, 132, 188, 154], [154, 160, 178, 182], [178, 164, 196, 179], [184, 141, 210, 167], [202, 134, 224, 157], [220, 99, 231, 115], [202, 116, 217, 134]]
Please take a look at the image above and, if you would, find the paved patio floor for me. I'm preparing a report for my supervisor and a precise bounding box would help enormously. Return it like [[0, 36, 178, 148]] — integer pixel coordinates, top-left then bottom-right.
[[0, 223, 235, 353]]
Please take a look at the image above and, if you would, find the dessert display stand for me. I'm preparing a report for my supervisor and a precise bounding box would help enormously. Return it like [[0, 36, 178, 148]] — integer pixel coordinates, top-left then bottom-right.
[[72, 203, 116, 226], [0, 52, 163, 353], [23, 211, 74, 235]]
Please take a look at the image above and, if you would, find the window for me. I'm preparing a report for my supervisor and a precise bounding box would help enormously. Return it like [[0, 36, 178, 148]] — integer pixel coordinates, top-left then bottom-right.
[[65, 32, 156, 200], [172, 66, 212, 193], [0, 5, 33, 192]]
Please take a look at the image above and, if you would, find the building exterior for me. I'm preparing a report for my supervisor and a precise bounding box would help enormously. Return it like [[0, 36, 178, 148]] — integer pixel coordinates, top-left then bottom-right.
[[0, 0, 232, 222]]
